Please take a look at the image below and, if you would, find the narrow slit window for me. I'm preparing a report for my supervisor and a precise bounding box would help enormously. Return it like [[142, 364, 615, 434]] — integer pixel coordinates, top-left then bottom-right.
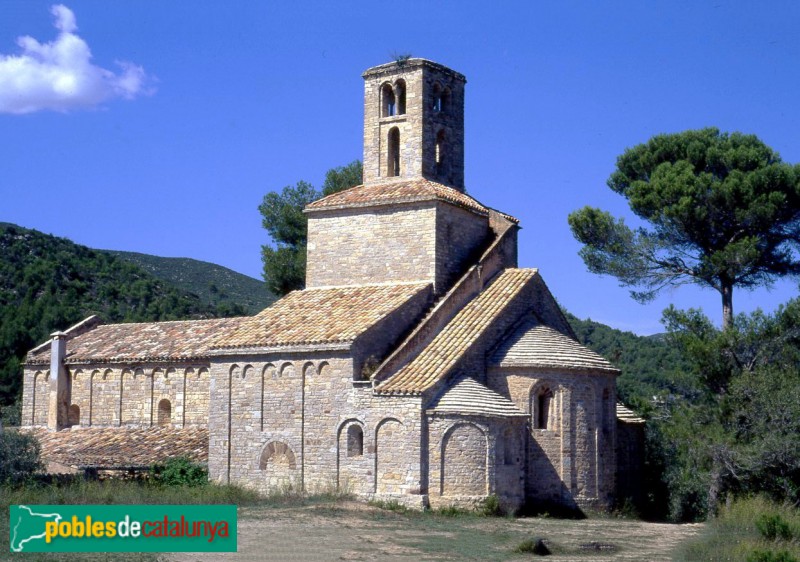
[[536, 388, 553, 429], [387, 127, 400, 177], [436, 129, 445, 173]]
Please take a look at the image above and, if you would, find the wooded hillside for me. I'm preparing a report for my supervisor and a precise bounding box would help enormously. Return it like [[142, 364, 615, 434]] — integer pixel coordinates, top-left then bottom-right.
[[0, 223, 245, 406]]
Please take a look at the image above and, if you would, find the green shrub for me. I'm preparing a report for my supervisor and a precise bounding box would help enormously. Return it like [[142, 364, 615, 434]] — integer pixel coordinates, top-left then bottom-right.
[[0, 399, 21, 426], [757, 514, 794, 541], [435, 505, 469, 517], [481, 494, 504, 516], [514, 538, 550, 555], [747, 549, 798, 562], [368, 499, 408, 513], [679, 497, 800, 561], [151, 457, 208, 487], [0, 430, 42, 483]]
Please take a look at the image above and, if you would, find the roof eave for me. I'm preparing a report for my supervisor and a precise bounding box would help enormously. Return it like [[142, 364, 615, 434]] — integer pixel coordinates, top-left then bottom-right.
[[208, 341, 352, 356]]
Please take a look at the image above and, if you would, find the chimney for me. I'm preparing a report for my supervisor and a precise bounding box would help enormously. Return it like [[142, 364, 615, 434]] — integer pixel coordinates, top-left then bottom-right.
[[47, 332, 70, 430]]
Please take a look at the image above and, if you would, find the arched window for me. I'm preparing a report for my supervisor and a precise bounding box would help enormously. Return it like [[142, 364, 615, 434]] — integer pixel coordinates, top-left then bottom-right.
[[387, 127, 400, 177], [157, 399, 172, 427], [381, 83, 396, 117], [535, 387, 554, 430], [394, 80, 406, 115], [436, 129, 446, 174], [346, 424, 364, 457], [68, 404, 80, 427], [432, 83, 442, 112]]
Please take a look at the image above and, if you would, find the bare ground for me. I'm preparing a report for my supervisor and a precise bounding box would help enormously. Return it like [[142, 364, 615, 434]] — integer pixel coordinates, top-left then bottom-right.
[[165, 502, 703, 562]]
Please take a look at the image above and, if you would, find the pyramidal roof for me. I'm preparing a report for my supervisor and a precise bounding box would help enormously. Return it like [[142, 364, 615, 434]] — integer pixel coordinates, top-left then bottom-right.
[[305, 178, 517, 220], [490, 318, 619, 374]]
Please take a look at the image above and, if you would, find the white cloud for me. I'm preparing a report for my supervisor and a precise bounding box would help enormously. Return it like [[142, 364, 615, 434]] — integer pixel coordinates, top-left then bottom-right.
[[0, 5, 153, 114]]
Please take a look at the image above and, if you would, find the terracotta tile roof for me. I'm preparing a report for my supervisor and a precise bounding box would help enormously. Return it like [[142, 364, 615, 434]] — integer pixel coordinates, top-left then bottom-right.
[[428, 377, 527, 417], [212, 282, 431, 350], [304, 178, 491, 217], [617, 403, 645, 423], [26, 318, 245, 365], [489, 319, 620, 373], [376, 269, 536, 395], [28, 427, 208, 469]]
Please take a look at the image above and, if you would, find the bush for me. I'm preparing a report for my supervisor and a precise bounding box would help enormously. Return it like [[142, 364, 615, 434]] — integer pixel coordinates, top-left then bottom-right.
[[481, 494, 504, 516], [0, 399, 21, 427], [514, 538, 550, 555], [747, 549, 798, 562], [0, 430, 42, 483], [679, 497, 800, 561], [151, 457, 208, 487], [757, 514, 794, 541]]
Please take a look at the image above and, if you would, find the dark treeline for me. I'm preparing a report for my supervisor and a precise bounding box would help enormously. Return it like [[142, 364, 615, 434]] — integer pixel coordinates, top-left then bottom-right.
[[0, 223, 244, 412]]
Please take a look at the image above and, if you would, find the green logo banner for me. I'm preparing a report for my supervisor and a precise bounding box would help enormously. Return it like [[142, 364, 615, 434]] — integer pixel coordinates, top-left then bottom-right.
[[9, 504, 237, 552]]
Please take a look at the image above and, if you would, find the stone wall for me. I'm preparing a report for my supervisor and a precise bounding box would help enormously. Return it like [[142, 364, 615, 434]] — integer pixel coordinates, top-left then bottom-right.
[[306, 203, 437, 289], [426, 414, 526, 512], [487, 368, 617, 508], [306, 201, 489, 295], [616, 419, 645, 509], [207, 352, 426, 506], [434, 203, 490, 290], [21, 363, 210, 428], [21, 366, 49, 426]]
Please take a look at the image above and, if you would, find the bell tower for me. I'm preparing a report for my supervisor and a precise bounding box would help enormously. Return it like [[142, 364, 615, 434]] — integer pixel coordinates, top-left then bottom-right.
[[362, 59, 466, 191]]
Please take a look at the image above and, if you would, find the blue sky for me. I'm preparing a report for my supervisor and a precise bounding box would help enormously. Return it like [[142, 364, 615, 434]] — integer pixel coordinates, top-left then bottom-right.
[[1, 1, 799, 334]]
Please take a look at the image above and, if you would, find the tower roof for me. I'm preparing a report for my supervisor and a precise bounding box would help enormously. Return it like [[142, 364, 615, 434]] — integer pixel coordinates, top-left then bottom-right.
[[362, 58, 466, 82], [304, 178, 498, 218]]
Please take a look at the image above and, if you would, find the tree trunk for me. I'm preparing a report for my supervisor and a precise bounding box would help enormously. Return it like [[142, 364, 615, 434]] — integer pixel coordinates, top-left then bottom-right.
[[721, 283, 733, 330]]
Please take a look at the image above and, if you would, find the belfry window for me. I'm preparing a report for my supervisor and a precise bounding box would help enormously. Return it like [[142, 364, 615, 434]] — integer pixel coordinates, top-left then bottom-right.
[[432, 83, 442, 112], [387, 127, 400, 177], [394, 80, 406, 115], [432, 83, 450, 113], [381, 83, 396, 117]]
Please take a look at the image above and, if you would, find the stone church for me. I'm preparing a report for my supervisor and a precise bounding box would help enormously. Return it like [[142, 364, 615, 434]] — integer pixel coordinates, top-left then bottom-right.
[[22, 59, 643, 512]]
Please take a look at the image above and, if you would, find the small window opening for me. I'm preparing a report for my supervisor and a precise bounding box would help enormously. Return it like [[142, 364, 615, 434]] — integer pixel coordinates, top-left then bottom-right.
[[346, 425, 363, 457], [68, 404, 80, 427], [535, 388, 553, 429], [381, 83, 396, 117], [157, 399, 172, 427], [387, 127, 400, 177], [436, 129, 445, 174], [395, 80, 406, 115]]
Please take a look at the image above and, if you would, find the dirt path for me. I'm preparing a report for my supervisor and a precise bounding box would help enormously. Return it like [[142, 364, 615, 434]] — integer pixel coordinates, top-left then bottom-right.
[[166, 502, 702, 562]]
